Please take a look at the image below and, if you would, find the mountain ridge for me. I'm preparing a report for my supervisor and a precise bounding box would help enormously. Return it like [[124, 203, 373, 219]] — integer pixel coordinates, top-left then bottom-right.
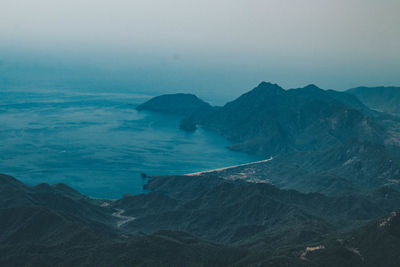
[[178, 82, 395, 156]]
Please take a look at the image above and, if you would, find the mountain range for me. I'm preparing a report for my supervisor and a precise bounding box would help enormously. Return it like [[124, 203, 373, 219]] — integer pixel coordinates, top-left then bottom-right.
[[179, 82, 398, 155], [140, 82, 400, 195], [2, 82, 400, 266]]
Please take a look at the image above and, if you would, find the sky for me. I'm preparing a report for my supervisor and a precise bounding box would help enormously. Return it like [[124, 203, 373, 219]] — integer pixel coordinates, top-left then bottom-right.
[[1, 0, 400, 103]]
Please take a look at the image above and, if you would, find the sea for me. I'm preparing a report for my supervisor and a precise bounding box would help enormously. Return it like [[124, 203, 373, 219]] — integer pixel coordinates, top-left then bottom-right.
[[0, 89, 259, 198]]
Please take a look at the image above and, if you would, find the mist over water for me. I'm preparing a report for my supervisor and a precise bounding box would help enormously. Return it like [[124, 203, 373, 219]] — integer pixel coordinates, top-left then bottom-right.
[[1, 0, 400, 100], [0, 90, 259, 198]]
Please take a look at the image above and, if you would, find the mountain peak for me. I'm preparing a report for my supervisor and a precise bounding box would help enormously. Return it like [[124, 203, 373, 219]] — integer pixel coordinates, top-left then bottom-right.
[[258, 81, 274, 86], [252, 81, 284, 95], [303, 84, 322, 91], [257, 81, 281, 88]]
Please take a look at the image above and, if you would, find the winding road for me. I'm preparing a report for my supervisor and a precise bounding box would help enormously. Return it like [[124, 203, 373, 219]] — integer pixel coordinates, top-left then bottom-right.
[[112, 208, 135, 227]]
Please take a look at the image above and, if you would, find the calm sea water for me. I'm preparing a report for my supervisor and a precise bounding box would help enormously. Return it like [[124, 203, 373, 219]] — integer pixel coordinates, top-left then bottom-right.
[[0, 90, 259, 198]]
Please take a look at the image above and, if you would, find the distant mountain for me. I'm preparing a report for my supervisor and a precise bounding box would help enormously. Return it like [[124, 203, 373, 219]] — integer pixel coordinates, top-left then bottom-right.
[[135, 82, 400, 196], [348, 86, 400, 115], [180, 82, 392, 155], [136, 93, 212, 117]]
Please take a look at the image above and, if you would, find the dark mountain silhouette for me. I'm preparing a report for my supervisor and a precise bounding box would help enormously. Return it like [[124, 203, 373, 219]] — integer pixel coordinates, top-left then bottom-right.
[[136, 93, 212, 117], [180, 82, 393, 156]]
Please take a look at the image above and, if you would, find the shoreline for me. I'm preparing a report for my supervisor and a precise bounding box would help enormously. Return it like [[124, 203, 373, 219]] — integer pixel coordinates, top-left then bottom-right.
[[184, 156, 274, 176]]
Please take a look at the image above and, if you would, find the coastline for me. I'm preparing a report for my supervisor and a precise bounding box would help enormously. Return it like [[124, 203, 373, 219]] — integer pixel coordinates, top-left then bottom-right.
[[184, 156, 274, 176]]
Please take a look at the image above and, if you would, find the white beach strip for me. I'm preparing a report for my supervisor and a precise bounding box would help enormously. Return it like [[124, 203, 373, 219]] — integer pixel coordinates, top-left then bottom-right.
[[185, 157, 273, 176]]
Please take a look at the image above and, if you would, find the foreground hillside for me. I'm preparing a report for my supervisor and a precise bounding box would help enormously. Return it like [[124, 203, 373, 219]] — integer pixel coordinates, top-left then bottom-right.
[[0, 174, 245, 267], [1, 173, 400, 266]]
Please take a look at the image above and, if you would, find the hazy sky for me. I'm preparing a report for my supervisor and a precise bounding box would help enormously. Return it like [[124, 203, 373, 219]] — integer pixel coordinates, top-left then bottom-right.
[[1, 0, 400, 102]]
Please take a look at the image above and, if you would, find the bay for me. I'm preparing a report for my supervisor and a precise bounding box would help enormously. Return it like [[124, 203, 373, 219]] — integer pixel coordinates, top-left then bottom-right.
[[0, 90, 259, 198]]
